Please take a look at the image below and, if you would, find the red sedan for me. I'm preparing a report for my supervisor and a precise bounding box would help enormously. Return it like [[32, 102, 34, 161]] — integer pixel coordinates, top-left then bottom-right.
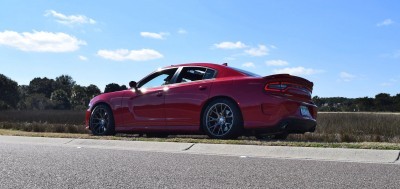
[[85, 63, 317, 139]]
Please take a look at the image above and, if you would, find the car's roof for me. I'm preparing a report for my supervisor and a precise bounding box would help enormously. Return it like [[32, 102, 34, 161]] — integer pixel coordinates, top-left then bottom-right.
[[164, 63, 228, 70]]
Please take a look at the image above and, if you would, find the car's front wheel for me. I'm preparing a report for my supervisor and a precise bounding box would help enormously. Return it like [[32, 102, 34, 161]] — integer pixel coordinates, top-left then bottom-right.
[[202, 98, 243, 139], [89, 104, 115, 136]]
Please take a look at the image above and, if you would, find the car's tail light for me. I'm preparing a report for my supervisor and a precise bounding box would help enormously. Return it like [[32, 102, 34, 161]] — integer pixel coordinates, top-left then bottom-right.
[[264, 82, 288, 92]]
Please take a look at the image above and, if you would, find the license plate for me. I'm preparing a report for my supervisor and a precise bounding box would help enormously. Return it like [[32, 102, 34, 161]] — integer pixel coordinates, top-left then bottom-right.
[[300, 106, 312, 117]]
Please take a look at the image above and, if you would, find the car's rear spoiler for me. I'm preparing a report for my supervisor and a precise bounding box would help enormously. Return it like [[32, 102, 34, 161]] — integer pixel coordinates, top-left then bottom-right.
[[263, 74, 314, 91]]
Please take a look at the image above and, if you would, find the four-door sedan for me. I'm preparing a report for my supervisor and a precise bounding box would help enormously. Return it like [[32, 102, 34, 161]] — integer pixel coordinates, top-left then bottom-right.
[[85, 63, 317, 139]]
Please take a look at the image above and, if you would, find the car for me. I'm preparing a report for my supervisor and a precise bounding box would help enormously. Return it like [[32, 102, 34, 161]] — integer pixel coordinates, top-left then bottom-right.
[[85, 63, 317, 139]]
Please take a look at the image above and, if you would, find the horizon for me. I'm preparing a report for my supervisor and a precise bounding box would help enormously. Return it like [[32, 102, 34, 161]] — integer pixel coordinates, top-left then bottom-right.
[[0, 0, 399, 98]]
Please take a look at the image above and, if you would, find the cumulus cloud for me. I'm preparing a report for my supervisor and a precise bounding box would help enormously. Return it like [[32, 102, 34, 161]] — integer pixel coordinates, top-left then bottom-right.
[[245, 45, 269, 56], [339, 71, 356, 82], [97, 49, 163, 61], [273, 67, 322, 76], [214, 41, 247, 49], [140, 32, 169, 39], [178, 28, 187, 34], [377, 19, 394, 27], [0, 30, 86, 52], [266, 60, 288, 66], [242, 62, 255, 68], [45, 10, 96, 26], [79, 55, 88, 61]]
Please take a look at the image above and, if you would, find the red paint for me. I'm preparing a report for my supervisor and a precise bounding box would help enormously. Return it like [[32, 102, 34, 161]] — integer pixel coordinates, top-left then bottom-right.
[[85, 63, 317, 135]]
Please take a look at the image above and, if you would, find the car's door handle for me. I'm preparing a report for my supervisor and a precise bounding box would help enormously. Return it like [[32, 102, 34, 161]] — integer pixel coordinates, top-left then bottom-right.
[[199, 86, 207, 90], [156, 92, 163, 97]]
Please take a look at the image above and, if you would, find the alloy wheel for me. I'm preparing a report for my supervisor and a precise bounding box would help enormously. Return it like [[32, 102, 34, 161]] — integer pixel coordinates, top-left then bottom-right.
[[205, 103, 234, 137]]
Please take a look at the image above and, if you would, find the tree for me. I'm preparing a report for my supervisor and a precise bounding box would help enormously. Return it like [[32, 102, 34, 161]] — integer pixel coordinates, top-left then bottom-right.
[[51, 89, 71, 109], [312, 96, 323, 107], [71, 85, 88, 110], [86, 84, 101, 98], [55, 75, 76, 97], [17, 85, 29, 110], [104, 83, 126, 93], [393, 94, 400, 112], [375, 93, 393, 111], [28, 77, 55, 98], [0, 74, 20, 109], [354, 97, 374, 111], [19, 93, 53, 110]]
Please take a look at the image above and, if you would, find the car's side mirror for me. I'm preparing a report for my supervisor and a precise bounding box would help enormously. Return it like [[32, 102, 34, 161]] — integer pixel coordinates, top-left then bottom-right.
[[129, 81, 138, 90]]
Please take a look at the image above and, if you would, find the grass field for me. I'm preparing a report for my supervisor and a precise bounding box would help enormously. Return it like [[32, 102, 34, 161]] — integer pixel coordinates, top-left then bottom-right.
[[1, 110, 400, 143]]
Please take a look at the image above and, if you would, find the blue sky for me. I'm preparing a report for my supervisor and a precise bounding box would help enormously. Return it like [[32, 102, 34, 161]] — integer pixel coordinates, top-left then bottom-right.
[[0, 0, 399, 98]]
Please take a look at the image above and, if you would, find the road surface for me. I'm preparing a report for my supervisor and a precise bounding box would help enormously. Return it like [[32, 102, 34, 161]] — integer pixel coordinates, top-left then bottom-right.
[[1, 136, 399, 188]]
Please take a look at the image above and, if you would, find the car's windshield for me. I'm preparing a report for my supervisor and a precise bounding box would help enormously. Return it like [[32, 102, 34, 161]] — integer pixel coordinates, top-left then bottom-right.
[[230, 67, 261, 77]]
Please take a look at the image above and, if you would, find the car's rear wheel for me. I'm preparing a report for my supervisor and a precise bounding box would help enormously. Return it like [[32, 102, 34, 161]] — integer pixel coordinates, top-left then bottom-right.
[[202, 98, 243, 139], [89, 104, 115, 136]]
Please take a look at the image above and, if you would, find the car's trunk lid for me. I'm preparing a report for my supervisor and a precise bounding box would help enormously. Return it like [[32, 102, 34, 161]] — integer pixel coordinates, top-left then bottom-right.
[[263, 74, 314, 101]]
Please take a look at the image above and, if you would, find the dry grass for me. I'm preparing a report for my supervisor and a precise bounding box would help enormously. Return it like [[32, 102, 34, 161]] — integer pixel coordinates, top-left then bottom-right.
[[0, 121, 88, 134], [1, 110, 400, 144], [0, 110, 85, 124], [291, 112, 400, 143]]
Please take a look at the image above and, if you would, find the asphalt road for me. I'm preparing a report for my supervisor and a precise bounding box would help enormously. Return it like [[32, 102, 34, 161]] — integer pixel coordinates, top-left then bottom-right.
[[1, 141, 400, 188]]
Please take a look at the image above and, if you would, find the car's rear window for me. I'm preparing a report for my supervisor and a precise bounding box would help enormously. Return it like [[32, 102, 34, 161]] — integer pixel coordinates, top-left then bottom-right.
[[230, 67, 261, 77]]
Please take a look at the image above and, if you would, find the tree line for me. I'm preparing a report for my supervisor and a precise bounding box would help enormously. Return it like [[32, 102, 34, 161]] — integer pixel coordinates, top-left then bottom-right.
[[0, 73, 128, 110], [1, 73, 399, 112], [313, 94, 400, 112]]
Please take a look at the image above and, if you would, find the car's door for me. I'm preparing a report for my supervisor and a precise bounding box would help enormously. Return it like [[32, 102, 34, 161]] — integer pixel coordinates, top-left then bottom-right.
[[125, 68, 178, 127], [164, 66, 217, 127]]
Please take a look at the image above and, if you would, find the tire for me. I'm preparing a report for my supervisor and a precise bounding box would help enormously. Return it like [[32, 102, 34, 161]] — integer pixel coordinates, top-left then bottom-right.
[[202, 98, 243, 139], [89, 104, 115, 136]]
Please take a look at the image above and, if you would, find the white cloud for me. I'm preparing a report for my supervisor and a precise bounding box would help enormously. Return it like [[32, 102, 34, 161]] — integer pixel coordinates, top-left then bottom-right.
[[97, 49, 163, 61], [266, 59, 289, 66], [339, 71, 356, 82], [242, 62, 255, 68], [245, 45, 269, 56], [140, 32, 169, 39], [377, 19, 394, 27], [79, 55, 88, 61], [0, 30, 86, 52], [214, 41, 247, 49], [273, 67, 322, 76], [380, 79, 397, 86], [178, 28, 187, 34], [380, 82, 392, 86], [45, 10, 96, 26]]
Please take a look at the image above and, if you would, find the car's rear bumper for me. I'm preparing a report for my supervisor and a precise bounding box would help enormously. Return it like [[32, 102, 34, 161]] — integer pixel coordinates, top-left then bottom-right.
[[250, 117, 317, 135]]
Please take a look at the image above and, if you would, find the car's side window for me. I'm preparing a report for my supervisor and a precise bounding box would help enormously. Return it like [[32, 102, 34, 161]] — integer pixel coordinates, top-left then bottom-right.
[[138, 68, 177, 89], [176, 67, 216, 83], [203, 69, 216, 80]]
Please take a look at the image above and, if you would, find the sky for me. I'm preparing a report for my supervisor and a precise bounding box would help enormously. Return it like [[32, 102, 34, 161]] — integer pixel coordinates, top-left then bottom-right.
[[0, 0, 399, 98]]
